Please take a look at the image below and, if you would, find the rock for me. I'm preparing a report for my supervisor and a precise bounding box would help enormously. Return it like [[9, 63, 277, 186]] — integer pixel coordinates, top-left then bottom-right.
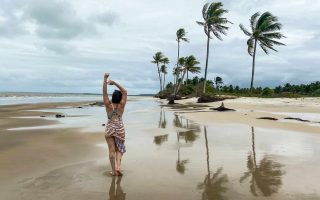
[[210, 102, 235, 112], [40, 115, 46, 117], [102, 124, 105, 126], [55, 114, 65, 118], [257, 117, 278, 121], [284, 117, 310, 122], [198, 95, 226, 103], [77, 106, 83, 108], [89, 102, 104, 107], [167, 95, 181, 104]]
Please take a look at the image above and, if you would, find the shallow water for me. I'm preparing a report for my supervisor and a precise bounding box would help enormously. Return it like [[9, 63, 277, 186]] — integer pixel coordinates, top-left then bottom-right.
[[6, 98, 320, 199]]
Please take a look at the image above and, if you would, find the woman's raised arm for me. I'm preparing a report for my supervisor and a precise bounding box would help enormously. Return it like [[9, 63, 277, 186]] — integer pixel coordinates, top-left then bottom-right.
[[103, 73, 112, 111]]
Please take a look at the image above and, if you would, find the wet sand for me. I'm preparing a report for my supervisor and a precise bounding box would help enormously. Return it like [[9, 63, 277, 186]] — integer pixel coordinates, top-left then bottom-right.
[[1, 98, 320, 200]]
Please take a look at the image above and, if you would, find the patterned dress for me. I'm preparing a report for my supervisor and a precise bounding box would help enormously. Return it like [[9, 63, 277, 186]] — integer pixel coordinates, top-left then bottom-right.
[[105, 104, 126, 154]]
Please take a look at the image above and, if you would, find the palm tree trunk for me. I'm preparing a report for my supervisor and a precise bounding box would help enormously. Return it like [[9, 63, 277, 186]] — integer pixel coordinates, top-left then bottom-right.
[[203, 33, 210, 94], [163, 74, 166, 92], [176, 70, 186, 95], [204, 126, 210, 175], [251, 126, 257, 169], [157, 63, 162, 93], [174, 41, 180, 95], [186, 71, 188, 86], [250, 39, 258, 92]]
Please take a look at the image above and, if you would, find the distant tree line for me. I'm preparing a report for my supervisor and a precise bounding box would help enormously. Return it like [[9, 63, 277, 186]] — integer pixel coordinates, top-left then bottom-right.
[[163, 77, 320, 97]]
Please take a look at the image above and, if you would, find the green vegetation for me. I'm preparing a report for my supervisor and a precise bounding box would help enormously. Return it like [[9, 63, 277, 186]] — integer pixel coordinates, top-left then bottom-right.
[[161, 76, 320, 98], [240, 12, 286, 91]]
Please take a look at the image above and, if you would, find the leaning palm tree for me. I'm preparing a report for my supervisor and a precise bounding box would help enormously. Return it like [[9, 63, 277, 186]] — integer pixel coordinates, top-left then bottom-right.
[[175, 28, 189, 90], [239, 12, 285, 91], [197, 2, 231, 94], [175, 55, 200, 94], [160, 65, 168, 91], [173, 57, 186, 95], [151, 52, 164, 93]]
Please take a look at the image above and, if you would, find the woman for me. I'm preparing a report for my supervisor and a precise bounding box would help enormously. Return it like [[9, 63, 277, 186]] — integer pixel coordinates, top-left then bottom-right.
[[103, 73, 127, 176]]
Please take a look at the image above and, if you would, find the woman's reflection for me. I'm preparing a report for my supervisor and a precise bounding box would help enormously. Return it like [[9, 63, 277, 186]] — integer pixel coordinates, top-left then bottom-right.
[[239, 127, 284, 197], [108, 176, 126, 200]]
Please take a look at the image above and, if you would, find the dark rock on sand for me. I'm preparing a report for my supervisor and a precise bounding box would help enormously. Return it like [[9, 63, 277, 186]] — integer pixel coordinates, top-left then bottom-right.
[[102, 124, 105, 126], [89, 102, 104, 107], [284, 117, 310, 122], [168, 95, 182, 104], [210, 102, 235, 112], [40, 115, 46, 117], [55, 114, 65, 118], [77, 106, 83, 108], [257, 117, 278, 121], [198, 95, 225, 103]]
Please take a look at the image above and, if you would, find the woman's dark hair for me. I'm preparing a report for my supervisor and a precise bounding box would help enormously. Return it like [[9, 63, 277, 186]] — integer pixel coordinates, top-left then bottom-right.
[[112, 90, 122, 103]]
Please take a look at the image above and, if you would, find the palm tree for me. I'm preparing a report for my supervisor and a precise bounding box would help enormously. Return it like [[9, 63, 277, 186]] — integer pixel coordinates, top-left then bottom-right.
[[175, 29, 189, 89], [197, 2, 231, 94], [160, 65, 168, 92], [214, 76, 223, 89], [173, 57, 186, 95], [239, 12, 285, 91], [175, 55, 200, 94], [151, 52, 164, 93], [185, 62, 201, 86]]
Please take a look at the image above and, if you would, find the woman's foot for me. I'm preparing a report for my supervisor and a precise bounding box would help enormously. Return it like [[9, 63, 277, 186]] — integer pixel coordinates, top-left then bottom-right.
[[116, 170, 123, 176], [109, 171, 118, 176]]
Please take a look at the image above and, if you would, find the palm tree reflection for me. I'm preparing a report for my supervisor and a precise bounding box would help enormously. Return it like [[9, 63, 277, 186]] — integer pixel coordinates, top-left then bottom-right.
[[108, 176, 126, 200], [239, 127, 284, 197], [198, 126, 229, 200], [158, 109, 167, 129], [153, 109, 168, 145], [174, 114, 201, 174], [153, 134, 168, 145]]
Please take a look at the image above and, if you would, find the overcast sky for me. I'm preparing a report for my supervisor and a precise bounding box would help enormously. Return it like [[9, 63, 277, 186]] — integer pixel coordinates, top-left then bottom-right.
[[0, 0, 319, 94]]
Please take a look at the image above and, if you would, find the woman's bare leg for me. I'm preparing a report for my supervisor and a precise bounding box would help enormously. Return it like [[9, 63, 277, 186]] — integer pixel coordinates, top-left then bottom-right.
[[106, 136, 117, 175], [116, 151, 123, 173]]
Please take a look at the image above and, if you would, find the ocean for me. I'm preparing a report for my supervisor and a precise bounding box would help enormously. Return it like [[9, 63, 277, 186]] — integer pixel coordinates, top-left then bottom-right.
[[0, 92, 150, 105]]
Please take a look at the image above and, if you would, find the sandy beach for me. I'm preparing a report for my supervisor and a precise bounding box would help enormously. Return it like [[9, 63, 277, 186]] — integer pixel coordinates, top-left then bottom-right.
[[1, 97, 320, 200]]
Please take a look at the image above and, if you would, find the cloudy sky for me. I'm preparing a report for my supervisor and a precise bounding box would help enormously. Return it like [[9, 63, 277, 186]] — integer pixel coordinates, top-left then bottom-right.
[[0, 0, 319, 94]]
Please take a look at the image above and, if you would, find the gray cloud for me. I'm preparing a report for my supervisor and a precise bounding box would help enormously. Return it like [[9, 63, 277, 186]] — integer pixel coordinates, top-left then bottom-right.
[[0, 0, 319, 94]]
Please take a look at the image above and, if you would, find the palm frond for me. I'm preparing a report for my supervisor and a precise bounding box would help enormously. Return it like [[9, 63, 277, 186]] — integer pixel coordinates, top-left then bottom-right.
[[259, 43, 270, 55], [202, 3, 210, 21], [196, 21, 205, 26], [240, 24, 252, 36], [212, 30, 223, 40], [256, 12, 273, 28], [250, 12, 260, 32]]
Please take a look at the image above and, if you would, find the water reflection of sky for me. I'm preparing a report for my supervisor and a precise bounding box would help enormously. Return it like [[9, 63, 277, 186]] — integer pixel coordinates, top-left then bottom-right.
[[14, 98, 320, 199]]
